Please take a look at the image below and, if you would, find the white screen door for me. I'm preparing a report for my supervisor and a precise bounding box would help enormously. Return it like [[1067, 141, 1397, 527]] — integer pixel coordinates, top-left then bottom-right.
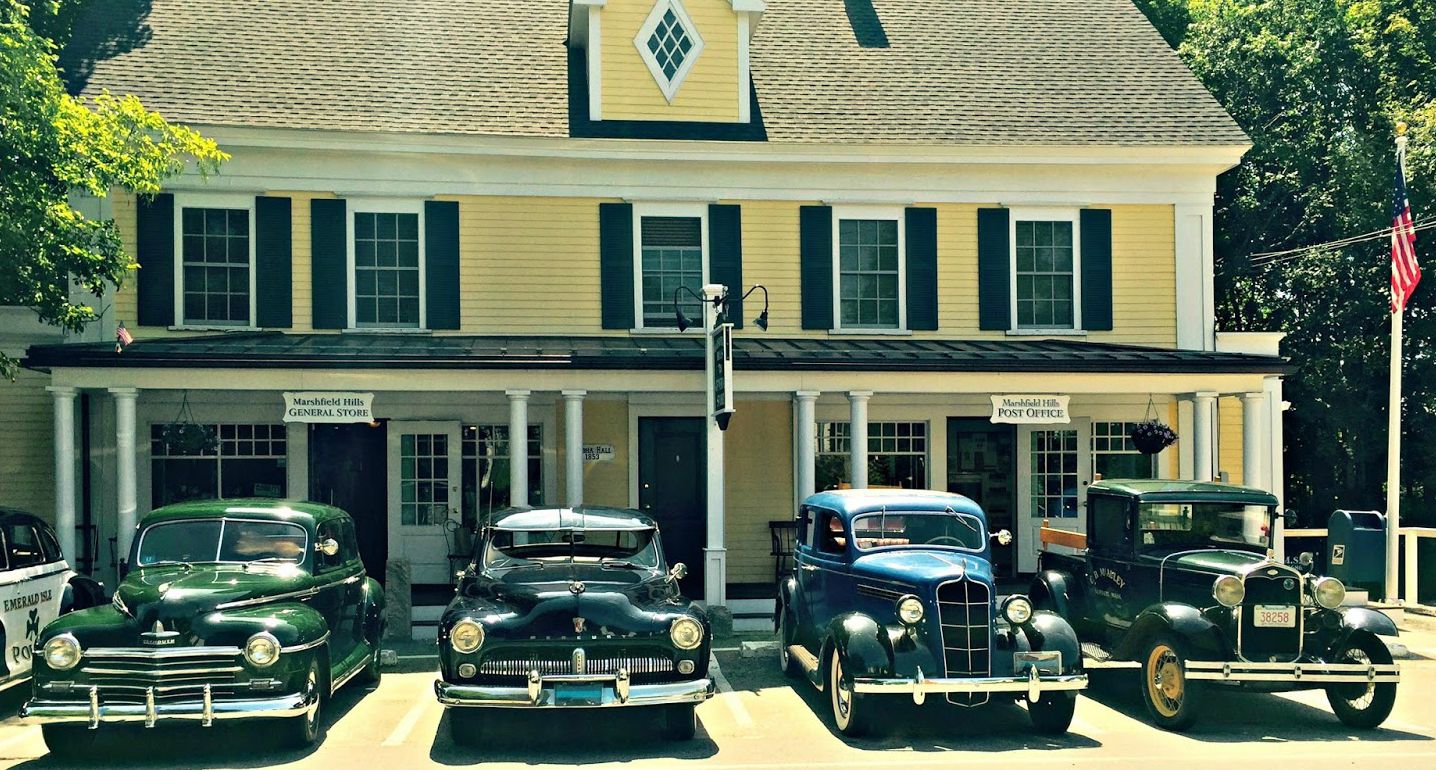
[[387, 421, 462, 584], [1017, 420, 1091, 573]]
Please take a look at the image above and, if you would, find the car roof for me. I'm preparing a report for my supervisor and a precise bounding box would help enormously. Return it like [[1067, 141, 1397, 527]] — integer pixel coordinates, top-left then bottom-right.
[[489, 506, 657, 532], [141, 499, 347, 529], [1089, 479, 1280, 506], [802, 489, 986, 521], [0, 507, 46, 527]]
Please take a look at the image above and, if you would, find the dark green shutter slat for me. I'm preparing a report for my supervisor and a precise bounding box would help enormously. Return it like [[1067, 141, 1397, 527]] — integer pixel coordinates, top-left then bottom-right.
[[977, 207, 1010, 330], [599, 203, 634, 329], [255, 196, 292, 328], [905, 207, 938, 331], [310, 198, 348, 329], [799, 205, 833, 330], [425, 200, 461, 330], [709, 204, 743, 329], [136, 194, 175, 327], [1080, 208, 1113, 331]]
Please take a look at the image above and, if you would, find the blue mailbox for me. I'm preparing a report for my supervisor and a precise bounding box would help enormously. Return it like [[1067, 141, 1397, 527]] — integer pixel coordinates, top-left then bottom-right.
[[1326, 509, 1386, 595]]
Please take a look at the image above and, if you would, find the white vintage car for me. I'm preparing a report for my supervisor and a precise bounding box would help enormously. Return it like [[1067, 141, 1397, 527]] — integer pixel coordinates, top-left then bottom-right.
[[0, 508, 104, 693]]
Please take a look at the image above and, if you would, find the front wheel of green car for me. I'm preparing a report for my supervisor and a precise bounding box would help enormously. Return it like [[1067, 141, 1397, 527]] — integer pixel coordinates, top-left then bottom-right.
[[1139, 635, 1203, 732], [1028, 690, 1077, 734], [449, 707, 485, 747], [661, 703, 698, 741], [41, 724, 99, 759], [1326, 633, 1397, 730], [360, 631, 385, 686], [829, 652, 874, 738], [283, 659, 326, 749]]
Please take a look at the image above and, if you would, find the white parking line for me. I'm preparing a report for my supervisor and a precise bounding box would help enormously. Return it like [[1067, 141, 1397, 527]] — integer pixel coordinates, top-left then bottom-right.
[[381, 692, 433, 746], [709, 655, 755, 729]]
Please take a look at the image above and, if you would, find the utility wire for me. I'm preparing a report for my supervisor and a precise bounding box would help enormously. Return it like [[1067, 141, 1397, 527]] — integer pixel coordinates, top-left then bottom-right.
[[1251, 217, 1436, 268]]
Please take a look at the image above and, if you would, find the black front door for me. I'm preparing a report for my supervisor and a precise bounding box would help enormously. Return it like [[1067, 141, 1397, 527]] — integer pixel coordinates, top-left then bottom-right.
[[638, 417, 706, 596], [947, 418, 1017, 577], [309, 422, 388, 584]]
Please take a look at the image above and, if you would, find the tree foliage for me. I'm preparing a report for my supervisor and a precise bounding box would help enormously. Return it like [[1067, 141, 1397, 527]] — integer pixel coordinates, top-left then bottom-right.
[[1135, 1, 1436, 523], [0, 0, 226, 377]]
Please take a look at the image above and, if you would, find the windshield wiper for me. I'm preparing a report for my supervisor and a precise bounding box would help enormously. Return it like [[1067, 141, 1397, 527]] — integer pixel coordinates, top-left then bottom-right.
[[600, 559, 648, 570], [243, 557, 298, 569], [141, 560, 193, 571], [489, 558, 545, 571]]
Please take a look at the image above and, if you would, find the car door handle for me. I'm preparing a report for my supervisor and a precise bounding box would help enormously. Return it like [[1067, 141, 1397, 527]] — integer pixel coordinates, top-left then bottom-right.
[[800, 565, 819, 572]]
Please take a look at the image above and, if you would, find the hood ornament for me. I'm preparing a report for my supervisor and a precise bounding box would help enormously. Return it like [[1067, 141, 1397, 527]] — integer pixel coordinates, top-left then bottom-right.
[[573, 616, 587, 633], [141, 619, 180, 647], [568, 580, 586, 595]]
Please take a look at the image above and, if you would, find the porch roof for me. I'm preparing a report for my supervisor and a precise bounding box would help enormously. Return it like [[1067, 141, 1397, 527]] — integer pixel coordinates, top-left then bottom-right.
[[24, 333, 1289, 375]]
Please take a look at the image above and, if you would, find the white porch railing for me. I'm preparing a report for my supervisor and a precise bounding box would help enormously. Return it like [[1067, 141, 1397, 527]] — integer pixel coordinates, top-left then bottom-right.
[[1279, 526, 1436, 605]]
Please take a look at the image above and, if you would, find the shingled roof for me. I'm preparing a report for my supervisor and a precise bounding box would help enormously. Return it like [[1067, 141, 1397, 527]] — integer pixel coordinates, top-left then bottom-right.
[[61, 0, 1247, 146]]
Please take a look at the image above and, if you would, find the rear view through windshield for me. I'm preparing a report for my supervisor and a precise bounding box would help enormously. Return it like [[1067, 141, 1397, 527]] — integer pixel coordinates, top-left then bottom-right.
[[849, 511, 986, 551], [483, 528, 660, 570]]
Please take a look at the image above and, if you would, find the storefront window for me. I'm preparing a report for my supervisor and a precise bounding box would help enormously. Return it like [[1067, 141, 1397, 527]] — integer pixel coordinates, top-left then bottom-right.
[[815, 421, 927, 490], [1030, 428, 1078, 518], [461, 425, 542, 529], [150, 423, 287, 506], [1092, 421, 1158, 480]]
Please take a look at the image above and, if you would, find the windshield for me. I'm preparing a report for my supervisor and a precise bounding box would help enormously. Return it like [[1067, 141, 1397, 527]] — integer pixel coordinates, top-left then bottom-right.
[[482, 528, 661, 571], [137, 519, 309, 567], [1137, 503, 1273, 552], [849, 511, 986, 552]]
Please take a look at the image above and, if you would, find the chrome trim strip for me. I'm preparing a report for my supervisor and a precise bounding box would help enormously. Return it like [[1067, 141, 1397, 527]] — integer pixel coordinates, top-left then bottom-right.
[[281, 632, 331, 654], [80, 666, 242, 677], [435, 676, 714, 709], [83, 647, 242, 660], [22, 691, 314, 726], [202, 684, 213, 727], [1185, 660, 1399, 683], [329, 651, 369, 695], [852, 673, 1087, 698], [215, 569, 363, 611]]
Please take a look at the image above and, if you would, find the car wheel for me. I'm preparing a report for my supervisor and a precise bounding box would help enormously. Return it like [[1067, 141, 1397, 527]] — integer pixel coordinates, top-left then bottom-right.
[[828, 652, 873, 737], [1139, 635, 1203, 731], [449, 708, 484, 747], [777, 609, 801, 679], [41, 724, 99, 759], [283, 659, 326, 749], [359, 630, 384, 686], [661, 703, 698, 741], [1027, 691, 1076, 734], [1326, 633, 1397, 729]]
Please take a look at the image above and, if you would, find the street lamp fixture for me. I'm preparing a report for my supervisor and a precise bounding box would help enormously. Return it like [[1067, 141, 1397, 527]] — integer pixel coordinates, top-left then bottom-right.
[[672, 284, 769, 331]]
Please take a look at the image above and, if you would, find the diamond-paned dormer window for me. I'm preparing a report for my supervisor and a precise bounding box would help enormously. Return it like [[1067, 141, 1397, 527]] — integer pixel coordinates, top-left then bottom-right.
[[634, 0, 704, 102]]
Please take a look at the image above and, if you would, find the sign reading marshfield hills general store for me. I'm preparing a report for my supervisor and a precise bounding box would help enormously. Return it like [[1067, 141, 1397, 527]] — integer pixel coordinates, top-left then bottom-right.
[[990, 395, 1070, 424], [282, 392, 375, 423]]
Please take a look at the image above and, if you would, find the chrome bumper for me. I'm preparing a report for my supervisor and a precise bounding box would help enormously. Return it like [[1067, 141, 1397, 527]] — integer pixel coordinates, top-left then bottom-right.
[[435, 671, 714, 709], [21, 684, 316, 728], [853, 665, 1087, 704], [1185, 660, 1401, 684]]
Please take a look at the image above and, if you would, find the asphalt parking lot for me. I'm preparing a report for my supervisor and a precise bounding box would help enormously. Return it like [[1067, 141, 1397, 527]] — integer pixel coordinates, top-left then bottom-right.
[[0, 620, 1433, 770]]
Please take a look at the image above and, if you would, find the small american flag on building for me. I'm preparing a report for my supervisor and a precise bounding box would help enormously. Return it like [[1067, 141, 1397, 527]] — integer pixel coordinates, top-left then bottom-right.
[[1392, 142, 1420, 312], [115, 322, 134, 353]]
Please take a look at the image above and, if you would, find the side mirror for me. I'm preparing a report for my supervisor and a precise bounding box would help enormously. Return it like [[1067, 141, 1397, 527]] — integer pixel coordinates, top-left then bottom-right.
[[1283, 510, 1299, 529], [315, 538, 340, 557], [991, 529, 1013, 546], [669, 563, 688, 581], [1297, 551, 1315, 573]]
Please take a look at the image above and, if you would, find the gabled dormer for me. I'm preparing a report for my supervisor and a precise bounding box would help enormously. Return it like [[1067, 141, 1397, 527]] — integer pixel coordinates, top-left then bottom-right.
[[570, 0, 764, 127]]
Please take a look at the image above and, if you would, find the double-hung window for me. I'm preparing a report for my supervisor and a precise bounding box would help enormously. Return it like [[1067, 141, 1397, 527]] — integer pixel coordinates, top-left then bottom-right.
[[1010, 209, 1080, 330], [833, 207, 905, 331], [349, 201, 424, 329], [634, 204, 706, 329], [175, 196, 255, 327]]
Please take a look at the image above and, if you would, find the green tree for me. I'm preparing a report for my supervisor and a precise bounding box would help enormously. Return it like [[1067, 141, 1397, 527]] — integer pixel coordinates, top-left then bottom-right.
[[1135, 1, 1436, 523], [1, 0, 226, 378]]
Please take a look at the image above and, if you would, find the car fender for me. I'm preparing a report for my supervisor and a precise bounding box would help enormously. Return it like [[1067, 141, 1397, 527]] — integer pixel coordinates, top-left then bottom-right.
[[1337, 606, 1398, 637], [775, 576, 797, 630], [826, 612, 895, 678], [1017, 610, 1083, 673], [361, 577, 386, 643], [1113, 603, 1226, 661], [1029, 569, 1082, 620], [60, 574, 106, 614], [194, 602, 331, 650]]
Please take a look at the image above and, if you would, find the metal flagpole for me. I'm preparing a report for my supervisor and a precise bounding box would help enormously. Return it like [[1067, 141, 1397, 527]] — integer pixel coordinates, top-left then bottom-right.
[[1384, 123, 1408, 604]]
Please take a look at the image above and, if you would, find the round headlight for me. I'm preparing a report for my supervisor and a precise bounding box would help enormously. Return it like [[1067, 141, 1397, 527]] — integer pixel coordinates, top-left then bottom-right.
[[669, 617, 704, 650], [44, 634, 82, 671], [1313, 576, 1346, 610], [450, 619, 485, 654], [1213, 575, 1245, 608], [244, 632, 281, 667], [896, 596, 925, 625], [1002, 595, 1034, 625]]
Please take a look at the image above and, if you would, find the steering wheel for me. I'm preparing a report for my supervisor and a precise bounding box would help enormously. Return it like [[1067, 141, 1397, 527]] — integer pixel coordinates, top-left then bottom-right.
[[928, 536, 965, 547]]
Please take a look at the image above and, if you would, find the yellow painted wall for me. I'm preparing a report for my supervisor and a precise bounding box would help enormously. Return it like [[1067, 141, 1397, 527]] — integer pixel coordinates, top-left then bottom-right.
[[112, 190, 139, 327], [0, 370, 55, 520], [1109, 205, 1178, 347], [739, 200, 809, 332], [600, 0, 741, 122], [724, 399, 793, 583], [576, 398, 631, 508], [1219, 396, 1244, 485]]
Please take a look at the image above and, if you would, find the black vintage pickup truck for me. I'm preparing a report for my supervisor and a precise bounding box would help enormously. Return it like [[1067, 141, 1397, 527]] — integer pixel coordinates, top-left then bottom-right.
[[1029, 480, 1400, 731]]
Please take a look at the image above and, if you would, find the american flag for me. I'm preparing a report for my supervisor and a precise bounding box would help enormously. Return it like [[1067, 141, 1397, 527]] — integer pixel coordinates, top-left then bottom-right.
[[115, 322, 134, 353], [1392, 143, 1420, 312]]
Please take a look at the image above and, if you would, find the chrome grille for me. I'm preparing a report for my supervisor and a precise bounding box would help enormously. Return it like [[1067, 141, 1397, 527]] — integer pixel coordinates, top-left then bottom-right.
[[935, 579, 991, 707], [477, 654, 675, 679], [1239, 565, 1303, 663], [80, 647, 241, 689]]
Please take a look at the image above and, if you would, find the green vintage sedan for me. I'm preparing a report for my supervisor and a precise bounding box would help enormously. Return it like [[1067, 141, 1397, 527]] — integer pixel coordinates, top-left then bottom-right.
[[21, 500, 385, 756]]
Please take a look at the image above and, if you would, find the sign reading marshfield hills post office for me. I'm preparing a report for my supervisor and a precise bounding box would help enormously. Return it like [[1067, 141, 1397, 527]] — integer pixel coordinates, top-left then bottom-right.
[[990, 395, 1070, 424], [283, 392, 375, 423]]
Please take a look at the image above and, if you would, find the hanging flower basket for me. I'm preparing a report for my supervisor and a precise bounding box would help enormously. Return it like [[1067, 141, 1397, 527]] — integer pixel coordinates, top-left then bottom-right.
[[1129, 420, 1178, 455], [161, 422, 217, 455]]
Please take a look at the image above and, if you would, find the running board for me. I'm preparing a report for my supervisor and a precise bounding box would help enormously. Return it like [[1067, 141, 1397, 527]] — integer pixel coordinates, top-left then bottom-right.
[[1081, 642, 1141, 670], [788, 645, 823, 689]]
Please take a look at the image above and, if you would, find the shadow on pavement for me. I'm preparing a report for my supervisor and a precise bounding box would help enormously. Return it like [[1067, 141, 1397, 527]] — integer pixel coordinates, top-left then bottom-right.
[[428, 708, 719, 765], [1082, 669, 1433, 743]]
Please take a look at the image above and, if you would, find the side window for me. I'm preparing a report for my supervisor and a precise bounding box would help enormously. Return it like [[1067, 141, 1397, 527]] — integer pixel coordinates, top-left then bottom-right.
[[340, 520, 360, 565], [1089, 496, 1130, 555], [817, 511, 847, 555], [796, 506, 814, 549], [40, 527, 62, 563], [5, 525, 46, 568]]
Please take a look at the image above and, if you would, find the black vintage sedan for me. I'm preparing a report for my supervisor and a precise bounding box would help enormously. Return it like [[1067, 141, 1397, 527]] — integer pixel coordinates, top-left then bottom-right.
[[434, 507, 715, 743]]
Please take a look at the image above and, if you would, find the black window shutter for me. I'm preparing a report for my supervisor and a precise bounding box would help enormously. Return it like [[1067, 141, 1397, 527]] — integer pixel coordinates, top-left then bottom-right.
[[800, 205, 833, 330], [905, 207, 938, 331], [425, 200, 461, 330], [599, 202, 635, 329], [977, 207, 1011, 330], [136, 193, 175, 327], [1080, 208, 1113, 331], [255, 196, 292, 328], [708, 204, 743, 329], [310, 198, 348, 329]]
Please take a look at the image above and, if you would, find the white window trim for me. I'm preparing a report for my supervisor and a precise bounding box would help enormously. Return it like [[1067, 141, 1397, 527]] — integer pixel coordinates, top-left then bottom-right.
[[1008, 207, 1082, 332], [345, 198, 427, 331], [631, 202, 709, 331], [171, 192, 258, 330], [831, 205, 907, 333], [633, 0, 705, 103]]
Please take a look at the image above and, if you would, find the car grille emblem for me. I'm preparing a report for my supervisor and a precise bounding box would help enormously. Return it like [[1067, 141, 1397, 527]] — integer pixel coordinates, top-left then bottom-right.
[[141, 619, 180, 647], [572, 647, 586, 674], [1283, 578, 1296, 590], [573, 617, 587, 633], [569, 580, 586, 595]]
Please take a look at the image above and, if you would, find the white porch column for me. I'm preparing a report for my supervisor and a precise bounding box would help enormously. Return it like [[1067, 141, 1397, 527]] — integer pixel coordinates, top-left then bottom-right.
[[110, 387, 139, 560], [1266, 376, 1288, 559], [48, 386, 78, 562], [794, 391, 819, 508], [506, 390, 530, 507], [1192, 392, 1217, 482], [1241, 391, 1268, 490], [563, 390, 585, 508], [848, 391, 872, 489]]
